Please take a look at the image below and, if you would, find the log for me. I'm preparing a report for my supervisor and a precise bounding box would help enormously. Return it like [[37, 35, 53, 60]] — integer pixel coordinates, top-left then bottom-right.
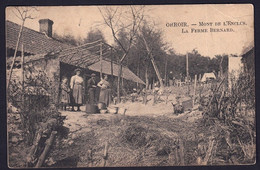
[[35, 131, 57, 168], [26, 130, 43, 166]]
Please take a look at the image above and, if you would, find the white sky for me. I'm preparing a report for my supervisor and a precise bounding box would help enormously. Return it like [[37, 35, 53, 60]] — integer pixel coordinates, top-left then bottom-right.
[[6, 4, 254, 58]]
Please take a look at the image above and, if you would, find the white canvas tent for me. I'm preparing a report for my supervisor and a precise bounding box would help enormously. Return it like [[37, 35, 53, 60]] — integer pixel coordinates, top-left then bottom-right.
[[201, 72, 216, 82]]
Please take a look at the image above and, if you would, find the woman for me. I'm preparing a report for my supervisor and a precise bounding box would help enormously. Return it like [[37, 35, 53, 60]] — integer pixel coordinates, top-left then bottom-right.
[[87, 73, 97, 104], [97, 75, 112, 107], [70, 68, 84, 111]]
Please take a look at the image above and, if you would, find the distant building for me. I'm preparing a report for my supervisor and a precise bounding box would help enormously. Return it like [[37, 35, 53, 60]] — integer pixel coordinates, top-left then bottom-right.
[[201, 72, 216, 82], [241, 42, 254, 74]]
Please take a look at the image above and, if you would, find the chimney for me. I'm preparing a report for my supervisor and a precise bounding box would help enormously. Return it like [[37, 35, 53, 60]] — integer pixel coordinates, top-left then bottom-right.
[[39, 19, 54, 37]]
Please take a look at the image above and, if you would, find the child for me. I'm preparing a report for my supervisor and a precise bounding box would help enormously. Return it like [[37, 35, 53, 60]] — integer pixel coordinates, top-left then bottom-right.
[[60, 77, 71, 111]]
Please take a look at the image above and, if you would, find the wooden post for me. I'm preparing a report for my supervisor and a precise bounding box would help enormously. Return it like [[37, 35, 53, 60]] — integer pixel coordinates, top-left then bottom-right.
[[164, 55, 168, 86], [193, 75, 197, 107], [110, 48, 113, 77], [186, 53, 189, 79], [100, 42, 103, 78], [137, 55, 140, 88], [117, 61, 122, 103], [35, 131, 57, 168], [144, 65, 148, 105]]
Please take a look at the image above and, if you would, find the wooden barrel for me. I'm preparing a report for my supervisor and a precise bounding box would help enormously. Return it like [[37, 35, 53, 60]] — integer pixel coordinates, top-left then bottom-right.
[[86, 104, 98, 114]]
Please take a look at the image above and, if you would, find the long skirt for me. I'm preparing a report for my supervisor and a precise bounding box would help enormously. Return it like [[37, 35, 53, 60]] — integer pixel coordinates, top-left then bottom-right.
[[72, 84, 83, 105], [99, 89, 112, 107], [61, 90, 70, 104], [88, 88, 96, 104]]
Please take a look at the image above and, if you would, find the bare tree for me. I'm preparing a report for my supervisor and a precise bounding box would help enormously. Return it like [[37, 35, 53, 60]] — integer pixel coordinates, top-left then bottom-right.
[[7, 7, 38, 91], [138, 22, 165, 90], [98, 6, 145, 102]]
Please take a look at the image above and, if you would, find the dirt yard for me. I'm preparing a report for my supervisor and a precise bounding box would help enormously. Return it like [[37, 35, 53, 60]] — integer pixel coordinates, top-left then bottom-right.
[[47, 108, 204, 167], [8, 85, 255, 167]]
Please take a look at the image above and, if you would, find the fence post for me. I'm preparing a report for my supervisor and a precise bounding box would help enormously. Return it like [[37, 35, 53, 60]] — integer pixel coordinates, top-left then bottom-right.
[[193, 75, 197, 107]]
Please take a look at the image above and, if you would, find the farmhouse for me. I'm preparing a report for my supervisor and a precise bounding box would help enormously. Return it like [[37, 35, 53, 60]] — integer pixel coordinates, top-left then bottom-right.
[[6, 19, 145, 106]]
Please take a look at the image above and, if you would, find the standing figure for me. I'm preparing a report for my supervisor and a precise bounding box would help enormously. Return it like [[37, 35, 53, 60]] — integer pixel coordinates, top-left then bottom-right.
[[60, 77, 70, 110], [97, 75, 112, 107], [87, 73, 97, 104], [70, 68, 84, 111]]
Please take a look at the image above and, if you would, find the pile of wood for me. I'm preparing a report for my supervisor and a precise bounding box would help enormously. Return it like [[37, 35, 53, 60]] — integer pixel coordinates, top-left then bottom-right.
[[26, 114, 65, 167]]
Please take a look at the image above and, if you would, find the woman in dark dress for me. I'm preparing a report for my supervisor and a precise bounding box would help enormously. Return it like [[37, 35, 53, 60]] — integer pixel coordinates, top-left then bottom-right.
[[87, 73, 97, 104]]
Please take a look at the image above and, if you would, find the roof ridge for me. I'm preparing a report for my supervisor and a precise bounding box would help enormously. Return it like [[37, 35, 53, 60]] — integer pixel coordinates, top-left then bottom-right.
[[6, 20, 75, 48]]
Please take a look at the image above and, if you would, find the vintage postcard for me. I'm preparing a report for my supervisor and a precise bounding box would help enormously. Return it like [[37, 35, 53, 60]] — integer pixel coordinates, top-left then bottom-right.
[[6, 4, 255, 168]]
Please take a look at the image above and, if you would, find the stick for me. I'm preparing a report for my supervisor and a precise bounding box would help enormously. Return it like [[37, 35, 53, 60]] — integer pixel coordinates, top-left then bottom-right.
[[175, 148, 179, 165], [201, 140, 215, 165], [102, 141, 108, 167], [179, 139, 185, 165], [87, 149, 93, 167], [35, 131, 57, 168]]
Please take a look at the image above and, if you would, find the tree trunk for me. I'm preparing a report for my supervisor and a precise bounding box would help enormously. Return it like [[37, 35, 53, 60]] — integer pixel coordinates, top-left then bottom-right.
[[7, 20, 25, 90], [150, 54, 164, 89], [100, 43, 103, 78], [141, 34, 164, 90], [164, 55, 168, 86]]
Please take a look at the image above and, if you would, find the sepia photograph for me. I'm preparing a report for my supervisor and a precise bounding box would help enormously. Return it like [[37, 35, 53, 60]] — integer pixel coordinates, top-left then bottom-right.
[[5, 4, 255, 168]]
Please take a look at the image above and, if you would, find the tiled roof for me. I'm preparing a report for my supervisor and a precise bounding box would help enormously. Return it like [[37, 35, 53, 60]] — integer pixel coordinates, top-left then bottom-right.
[[6, 20, 145, 84], [6, 20, 73, 55], [88, 60, 145, 84]]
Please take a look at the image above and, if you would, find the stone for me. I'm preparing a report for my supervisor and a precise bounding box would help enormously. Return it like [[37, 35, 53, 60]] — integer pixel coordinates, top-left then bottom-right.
[[11, 136, 19, 143], [68, 140, 74, 145]]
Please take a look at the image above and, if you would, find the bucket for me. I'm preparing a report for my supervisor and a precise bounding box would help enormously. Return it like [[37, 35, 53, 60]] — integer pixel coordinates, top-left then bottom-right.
[[107, 106, 118, 114], [86, 104, 98, 114], [100, 109, 107, 114], [97, 102, 106, 110]]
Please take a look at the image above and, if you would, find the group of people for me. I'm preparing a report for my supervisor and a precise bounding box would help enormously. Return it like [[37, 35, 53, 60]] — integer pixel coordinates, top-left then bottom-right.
[[60, 68, 112, 111]]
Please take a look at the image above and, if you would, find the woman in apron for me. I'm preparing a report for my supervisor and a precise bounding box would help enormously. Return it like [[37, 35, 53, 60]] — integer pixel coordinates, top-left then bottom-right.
[[70, 68, 83, 111], [97, 75, 112, 107]]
